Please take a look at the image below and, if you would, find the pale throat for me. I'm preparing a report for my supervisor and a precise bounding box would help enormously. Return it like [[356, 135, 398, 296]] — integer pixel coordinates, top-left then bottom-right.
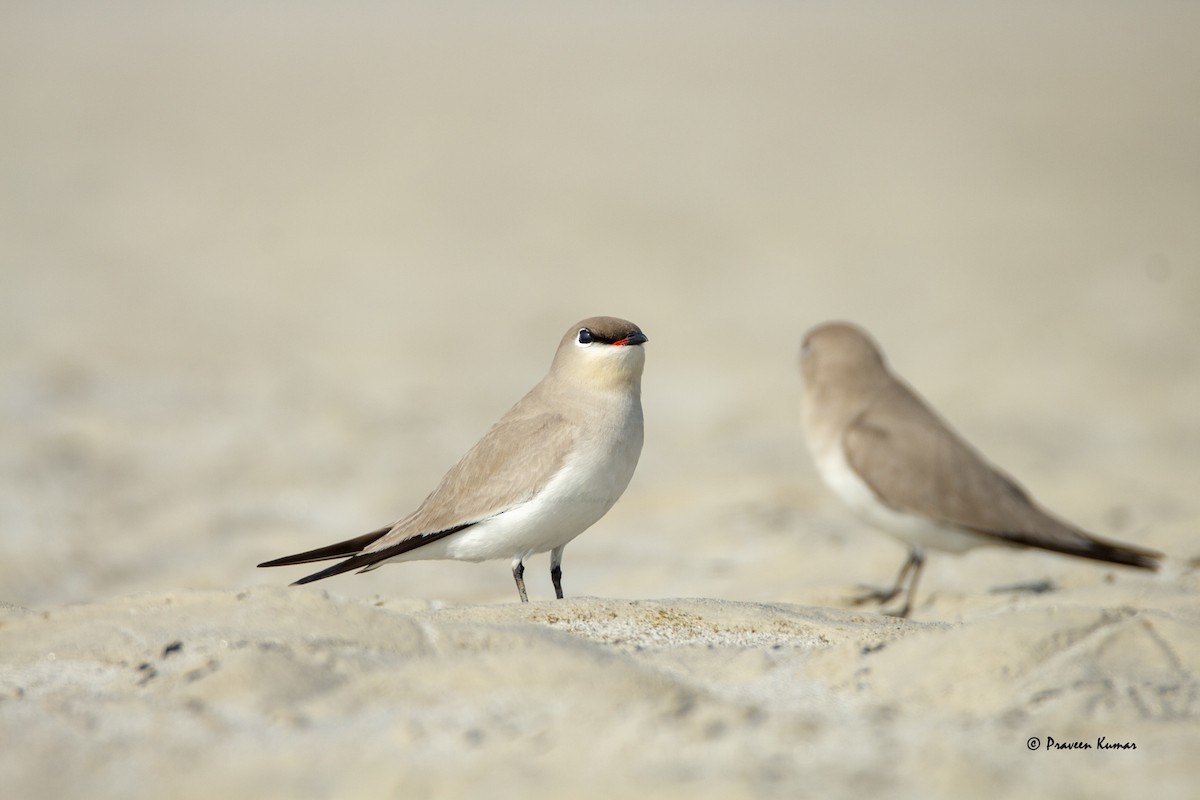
[[579, 352, 644, 393]]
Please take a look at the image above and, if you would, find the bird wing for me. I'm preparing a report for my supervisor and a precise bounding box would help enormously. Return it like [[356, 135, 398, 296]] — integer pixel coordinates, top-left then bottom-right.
[[258, 409, 580, 584], [371, 408, 580, 549], [257, 525, 394, 568], [842, 380, 1160, 568]]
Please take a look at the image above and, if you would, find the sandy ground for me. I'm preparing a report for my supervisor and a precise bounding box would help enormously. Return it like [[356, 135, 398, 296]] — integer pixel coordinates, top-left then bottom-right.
[[2, 2, 1199, 798]]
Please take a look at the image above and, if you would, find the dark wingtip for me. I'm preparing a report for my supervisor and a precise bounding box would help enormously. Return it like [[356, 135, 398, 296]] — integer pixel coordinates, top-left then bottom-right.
[[1088, 540, 1163, 571], [1128, 551, 1163, 571], [275, 522, 479, 587], [286, 558, 363, 586], [991, 525, 1164, 572], [256, 527, 394, 570]]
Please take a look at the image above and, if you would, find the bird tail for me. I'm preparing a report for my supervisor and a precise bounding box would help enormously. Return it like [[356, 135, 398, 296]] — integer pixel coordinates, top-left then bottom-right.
[[257, 525, 393, 568], [1073, 536, 1162, 571], [257, 521, 477, 585], [994, 526, 1163, 571]]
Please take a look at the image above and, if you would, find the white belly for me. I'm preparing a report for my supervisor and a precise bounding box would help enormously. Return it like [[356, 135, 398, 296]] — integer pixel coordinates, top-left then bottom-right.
[[382, 425, 642, 565], [815, 438, 997, 554]]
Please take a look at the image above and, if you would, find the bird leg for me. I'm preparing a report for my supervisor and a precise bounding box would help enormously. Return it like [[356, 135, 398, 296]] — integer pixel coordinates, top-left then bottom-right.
[[883, 549, 924, 619], [512, 559, 529, 603], [852, 548, 923, 612], [550, 545, 566, 599]]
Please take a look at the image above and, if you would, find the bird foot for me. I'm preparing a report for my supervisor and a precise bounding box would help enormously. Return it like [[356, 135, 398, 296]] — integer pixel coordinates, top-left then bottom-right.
[[879, 603, 913, 619], [849, 584, 902, 606]]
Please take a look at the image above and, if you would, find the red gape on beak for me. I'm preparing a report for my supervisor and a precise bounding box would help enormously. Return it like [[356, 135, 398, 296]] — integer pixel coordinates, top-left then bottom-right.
[[612, 331, 649, 347]]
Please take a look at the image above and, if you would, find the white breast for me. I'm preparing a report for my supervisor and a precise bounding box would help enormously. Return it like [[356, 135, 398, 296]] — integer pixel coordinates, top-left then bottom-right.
[[814, 437, 996, 554], [387, 406, 643, 564]]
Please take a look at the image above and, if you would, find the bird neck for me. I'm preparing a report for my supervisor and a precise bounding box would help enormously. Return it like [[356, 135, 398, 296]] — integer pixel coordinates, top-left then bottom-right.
[[804, 372, 884, 453]]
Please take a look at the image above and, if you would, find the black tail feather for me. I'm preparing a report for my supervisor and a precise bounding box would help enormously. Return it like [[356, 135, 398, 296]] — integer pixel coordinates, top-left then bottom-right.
[[1078, 537, 1162, 571], [257, 526, 393, 568], [289, 523, 475, 585], [992, 528, 1163, 571]]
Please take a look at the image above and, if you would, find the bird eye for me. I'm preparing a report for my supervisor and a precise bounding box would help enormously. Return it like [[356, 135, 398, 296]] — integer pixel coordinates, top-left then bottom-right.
[[576, 328, 594, 345]]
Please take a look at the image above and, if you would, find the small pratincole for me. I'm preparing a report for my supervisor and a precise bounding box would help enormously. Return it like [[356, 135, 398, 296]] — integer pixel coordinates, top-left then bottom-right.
[[259, 316, 648, 602], [799, 320, 1161, 618]]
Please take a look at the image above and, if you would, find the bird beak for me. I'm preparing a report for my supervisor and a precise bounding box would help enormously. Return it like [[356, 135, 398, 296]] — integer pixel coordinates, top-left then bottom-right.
[[612, 332, 648, 347]]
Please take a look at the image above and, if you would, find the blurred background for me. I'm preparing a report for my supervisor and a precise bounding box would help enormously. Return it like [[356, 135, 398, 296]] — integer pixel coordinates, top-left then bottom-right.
[[3, 0, 1197, 610]]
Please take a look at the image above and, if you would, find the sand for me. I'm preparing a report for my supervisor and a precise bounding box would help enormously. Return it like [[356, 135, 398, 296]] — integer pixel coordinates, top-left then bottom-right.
[[2, 2, 1199, 798]]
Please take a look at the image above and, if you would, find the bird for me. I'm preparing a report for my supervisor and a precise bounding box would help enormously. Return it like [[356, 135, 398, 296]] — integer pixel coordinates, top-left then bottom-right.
[[798, 321, 1161, 618], [259, 316, 648, 602]]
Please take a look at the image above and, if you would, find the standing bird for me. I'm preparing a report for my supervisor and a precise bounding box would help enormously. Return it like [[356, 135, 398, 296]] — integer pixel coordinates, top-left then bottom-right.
[[259, 316, 648, 602], [799, 321, 1160, 618]]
